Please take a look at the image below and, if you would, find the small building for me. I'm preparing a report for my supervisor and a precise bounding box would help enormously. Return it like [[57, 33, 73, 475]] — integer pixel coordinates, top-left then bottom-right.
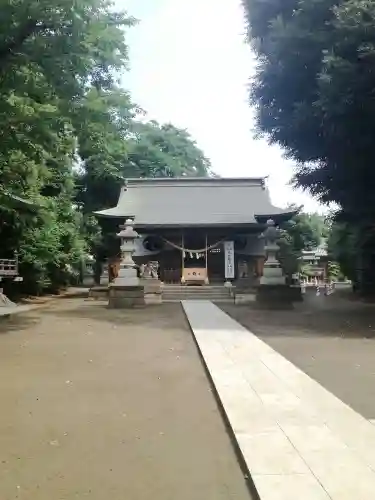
[[300, 243, 329, 283], [95, 177, 295, 287], [0, 189, 39, 284]]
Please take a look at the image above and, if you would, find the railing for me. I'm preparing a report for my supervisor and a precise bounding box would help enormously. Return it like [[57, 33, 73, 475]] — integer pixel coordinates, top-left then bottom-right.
[[0, 258, 18, 276], [162, 269, 180, 284]]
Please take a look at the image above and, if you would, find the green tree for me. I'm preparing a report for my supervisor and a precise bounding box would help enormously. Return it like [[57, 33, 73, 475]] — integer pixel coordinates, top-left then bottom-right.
[[278, 208, 325, 276], [75, 118, 212, 216], [328, 220, 358, 282], [0, 0, 213, 293], [74, 87, 138, 215], [127, 121, 213, 178], [243, 0, 375, 294], [327, 261, 341, 281], [0, 0, 136, 294]]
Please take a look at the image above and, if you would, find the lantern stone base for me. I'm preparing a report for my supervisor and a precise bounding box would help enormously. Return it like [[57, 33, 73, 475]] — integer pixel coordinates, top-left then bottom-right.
[[113, 267, 140, 287], [260, 264, 286, 286], [88, 286, 109, 300], [290, 285, 303, 302], [141, 279, 163, 305], [108, 284, 145, 309], [256, 284, 301, 309]]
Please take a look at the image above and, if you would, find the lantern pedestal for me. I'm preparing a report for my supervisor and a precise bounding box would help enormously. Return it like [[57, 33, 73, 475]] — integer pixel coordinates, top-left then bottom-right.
[[141, 278, 163, 305], [113, 267, 139, 287], [139, 261, 162, 304], [256, 284, 297, 309], [108, 285, 145, 309]]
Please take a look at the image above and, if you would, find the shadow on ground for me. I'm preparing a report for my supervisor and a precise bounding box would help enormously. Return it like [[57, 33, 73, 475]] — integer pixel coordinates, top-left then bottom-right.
[[42, 300, 188, 331], [0, 313, 41, 333], [226, 290, 375, 339], [223, 290, 375, 419]]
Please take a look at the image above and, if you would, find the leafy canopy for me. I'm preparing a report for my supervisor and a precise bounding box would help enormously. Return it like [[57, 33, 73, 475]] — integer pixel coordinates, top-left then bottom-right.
[[243, 0, 375, 212], [278, 208, 326, 275], [243, 0, 375, 292], [0, 0, 213, 294]]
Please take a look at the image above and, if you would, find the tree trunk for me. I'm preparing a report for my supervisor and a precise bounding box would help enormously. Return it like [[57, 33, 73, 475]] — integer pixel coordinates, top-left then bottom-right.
[[93, 259, 102, 286], [0, 20, 45, 70], [357, 229, 375, 297]]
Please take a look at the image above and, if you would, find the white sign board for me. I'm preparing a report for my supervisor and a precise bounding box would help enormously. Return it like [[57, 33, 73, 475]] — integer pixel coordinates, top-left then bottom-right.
[[224, 241, 235, 279]]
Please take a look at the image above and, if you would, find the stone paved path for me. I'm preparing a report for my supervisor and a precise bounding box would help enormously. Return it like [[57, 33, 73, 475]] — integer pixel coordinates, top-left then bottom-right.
[[0, 299, 252, 500], [183, 300, 375, 500]]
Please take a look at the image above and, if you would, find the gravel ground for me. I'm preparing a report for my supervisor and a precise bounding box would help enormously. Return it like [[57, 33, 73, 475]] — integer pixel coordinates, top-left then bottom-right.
[[0, 299, 252, 500], [222, 290, 375, 419]]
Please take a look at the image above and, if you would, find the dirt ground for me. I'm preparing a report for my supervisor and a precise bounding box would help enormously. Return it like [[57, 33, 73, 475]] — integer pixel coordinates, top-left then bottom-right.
[[0, 299, 252, 500], [223, 290, 375, 420]]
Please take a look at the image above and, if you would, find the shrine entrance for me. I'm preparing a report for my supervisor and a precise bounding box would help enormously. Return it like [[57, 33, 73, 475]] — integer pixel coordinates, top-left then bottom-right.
[[156, 232, 228, 285], [110, 228, 264, 287], [181, 233, 208, 285]]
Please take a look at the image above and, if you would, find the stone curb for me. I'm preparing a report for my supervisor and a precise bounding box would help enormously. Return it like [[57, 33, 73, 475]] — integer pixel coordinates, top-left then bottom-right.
[[0, 289, 89, 319]]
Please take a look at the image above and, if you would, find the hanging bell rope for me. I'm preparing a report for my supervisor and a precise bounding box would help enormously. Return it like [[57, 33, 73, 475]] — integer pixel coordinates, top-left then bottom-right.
[[161, 237, 227, 254]]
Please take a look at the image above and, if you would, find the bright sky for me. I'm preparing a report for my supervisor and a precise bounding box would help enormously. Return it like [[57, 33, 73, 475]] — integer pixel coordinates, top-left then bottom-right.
[[118, 0, 322, 213]]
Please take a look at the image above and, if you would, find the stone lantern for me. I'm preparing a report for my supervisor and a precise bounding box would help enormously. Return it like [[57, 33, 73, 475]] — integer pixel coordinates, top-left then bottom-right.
[[256, 219, 300, 308], [260, 219, 286, 285], [108, 219, 145, 308], [113, 218, 140, 286]]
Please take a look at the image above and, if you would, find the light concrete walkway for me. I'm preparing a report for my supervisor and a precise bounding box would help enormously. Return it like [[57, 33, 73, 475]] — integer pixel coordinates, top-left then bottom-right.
[[182, 300, 375, 500]]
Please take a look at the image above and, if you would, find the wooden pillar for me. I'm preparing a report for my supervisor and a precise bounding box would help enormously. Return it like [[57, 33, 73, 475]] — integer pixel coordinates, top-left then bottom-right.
[[181, 231, 185, 284], [255, 256, 265, 277], [205, 233, 209, 284]]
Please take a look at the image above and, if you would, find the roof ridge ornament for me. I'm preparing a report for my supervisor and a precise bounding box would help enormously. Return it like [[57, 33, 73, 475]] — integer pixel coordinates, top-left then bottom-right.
[[261, 175, 269, 190]]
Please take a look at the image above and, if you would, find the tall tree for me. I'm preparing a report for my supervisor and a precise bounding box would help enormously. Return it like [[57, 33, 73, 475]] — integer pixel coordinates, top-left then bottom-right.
[[127, 121, 213, 178], [0, 0, 214, 293], [278, 208, 326, 276], [0, 0, 136, 294], [327, 221, 357, 282], [243, 0, 375, 293], [75, 118, 212, 215]]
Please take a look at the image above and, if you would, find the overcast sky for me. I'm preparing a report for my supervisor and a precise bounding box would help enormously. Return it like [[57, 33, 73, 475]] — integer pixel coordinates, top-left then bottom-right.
[[118, 0, 322, 212]]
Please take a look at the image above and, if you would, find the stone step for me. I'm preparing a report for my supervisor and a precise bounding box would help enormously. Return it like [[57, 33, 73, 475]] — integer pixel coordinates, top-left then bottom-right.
[[162, 286, 231, 291], [169, 290, 228, 293], [163, 294, 233, 301], [163, 290, 230, 294], [162, 286, 230, 291], [162, 288, 230, 294], [164, 292, 233, 299], [162, 290, 230, 297], [163, 298, 234, 303]]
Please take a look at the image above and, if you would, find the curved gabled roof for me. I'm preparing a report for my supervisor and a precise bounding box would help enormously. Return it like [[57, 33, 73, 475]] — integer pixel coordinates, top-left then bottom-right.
[[0, 189, 39, 212], [94, 177, 294, 226]]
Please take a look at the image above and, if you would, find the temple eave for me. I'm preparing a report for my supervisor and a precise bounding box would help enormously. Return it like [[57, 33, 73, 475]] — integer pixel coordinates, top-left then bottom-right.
[[94, 210, 296, 226], [255, 210, 298, 222], [94, 208, 134, 218]]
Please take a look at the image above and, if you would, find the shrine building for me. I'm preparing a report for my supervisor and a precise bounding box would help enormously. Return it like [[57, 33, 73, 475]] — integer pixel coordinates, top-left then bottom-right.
[[94, 177, 295, 287]]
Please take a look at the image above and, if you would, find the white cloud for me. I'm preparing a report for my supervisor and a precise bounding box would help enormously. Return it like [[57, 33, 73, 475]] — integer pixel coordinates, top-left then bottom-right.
[[118, 0, 324, 213]]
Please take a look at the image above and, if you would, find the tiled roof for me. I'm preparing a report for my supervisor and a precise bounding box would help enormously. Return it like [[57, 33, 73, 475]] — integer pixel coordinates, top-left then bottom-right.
[[95, 177, 292, 227]]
